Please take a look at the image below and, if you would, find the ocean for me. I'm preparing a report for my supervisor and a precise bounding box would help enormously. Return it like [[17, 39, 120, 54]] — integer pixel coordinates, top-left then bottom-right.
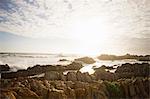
[[0, 53, 149, 74]]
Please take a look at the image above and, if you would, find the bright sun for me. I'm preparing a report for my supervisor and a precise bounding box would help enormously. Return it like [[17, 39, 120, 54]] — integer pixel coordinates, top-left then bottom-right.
[[67, 17, 114, 56]]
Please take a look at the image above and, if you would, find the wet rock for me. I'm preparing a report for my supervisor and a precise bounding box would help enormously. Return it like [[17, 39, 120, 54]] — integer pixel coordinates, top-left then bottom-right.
[[1, 62, 82, 79], [74, 57, 95, 64], [66, 72, 77, 81], [59, 59, 68, 61], [0, 64, 10, 72]]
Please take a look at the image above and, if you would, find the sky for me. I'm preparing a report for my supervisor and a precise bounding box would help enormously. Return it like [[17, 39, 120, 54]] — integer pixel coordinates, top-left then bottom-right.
[[0, 0, 150, 55]]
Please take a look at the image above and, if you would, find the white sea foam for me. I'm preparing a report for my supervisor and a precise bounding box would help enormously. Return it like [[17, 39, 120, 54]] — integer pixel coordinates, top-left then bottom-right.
[[0, 53, 149, 73]]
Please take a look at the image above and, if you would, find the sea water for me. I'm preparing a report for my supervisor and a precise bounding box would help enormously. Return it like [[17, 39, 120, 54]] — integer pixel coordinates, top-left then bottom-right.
[[0, 53, 149, 74]]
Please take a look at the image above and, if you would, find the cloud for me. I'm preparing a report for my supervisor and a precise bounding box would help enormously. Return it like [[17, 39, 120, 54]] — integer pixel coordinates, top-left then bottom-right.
[[0, 0, 150, 39]]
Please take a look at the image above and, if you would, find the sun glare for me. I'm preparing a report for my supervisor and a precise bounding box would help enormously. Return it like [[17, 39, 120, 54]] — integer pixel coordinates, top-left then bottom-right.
[[67, 17, 114, 55]]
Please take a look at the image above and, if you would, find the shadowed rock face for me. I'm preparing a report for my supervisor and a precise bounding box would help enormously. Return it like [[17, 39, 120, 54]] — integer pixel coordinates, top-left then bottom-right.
[[0, 64, 10, 72], [1, 62, 83, 79], [115, 63, 150, 78], [1, 63, 150, 98], [0, 77, 149, 99], [74, 57, 95, 64], [66, 71, 93, 82], [94, 67, 118, 81]]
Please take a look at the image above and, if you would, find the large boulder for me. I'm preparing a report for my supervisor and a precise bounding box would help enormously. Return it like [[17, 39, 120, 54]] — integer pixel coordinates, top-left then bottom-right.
[[76, 71, 92, 82], [28, 79, 48, 99], [1, 65, 65, 79], [66, 72, 77, 81], [74, 57, 95, 64], [65, 62, 83, 70], [94, 67, 117, 81], [44, 71, 62, 80], [0, 64, 10, 72], [115, 63, 150, 78]]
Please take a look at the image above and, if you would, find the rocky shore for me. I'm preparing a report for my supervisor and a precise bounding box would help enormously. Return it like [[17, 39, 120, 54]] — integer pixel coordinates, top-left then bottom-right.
[[98, 54, 150, 61], [0, 62, 150, 99]]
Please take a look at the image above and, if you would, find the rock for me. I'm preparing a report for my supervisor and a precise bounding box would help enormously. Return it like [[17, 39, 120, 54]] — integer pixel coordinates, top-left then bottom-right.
[[119, 81, 128, 98], [49, 81, 67, 90], [138, 55, 150, 61], [66, 72, 77, 81], [74, 57, 95, 64], [1, 62, 82, 79], [134, 78, 148, 98], [94, 67, 117, 81], [115, 63, 150, 78], [129, 82, 136, 97], [97, 54, 139, 60], [83, 72, 92, 82], [76, 71, 84, 82], [64, 87, 76, 99], [65, 81, 75, 89], [47, 89, 67, 99], [0, 64, 10, 72], [29, 79, 48, 98], [12, 87, 40, 99], [65, 62, 83, 70], [44, 71, 62, 80], [59, 59, 68, 61], [0, 89, 16, 99], [75, 88, 86, 99], [1, 64, 66, 79], [76, 71, 92, 82]]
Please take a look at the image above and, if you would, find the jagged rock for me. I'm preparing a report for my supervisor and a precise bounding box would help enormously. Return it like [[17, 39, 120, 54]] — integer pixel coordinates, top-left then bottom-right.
[[83, 72, 92, 82], [74, 57, 95, 64], [115, 63, 150, 78], [50, 81, 67, 90], [134, 78, 148, 97], [65, 62, 83, 70], [0, 73, 150, 99], [65, 81, 75, 89], [129, 82, 136, 97], [44, 71, 62, 80], [29, 79, 48, 98], [64, 87, 76, 99], [12, 87, 40, 99], [94, 67, 117, 81], [0, 64, 10, 72], [76, 71, 85, 82], [0, 89, 16, 99], [59, 59, 68, 61], [47, 89, 67, 99], [66, 72, 77, 81], [1, 62, 81, 79], [76, 71, 92, 82]]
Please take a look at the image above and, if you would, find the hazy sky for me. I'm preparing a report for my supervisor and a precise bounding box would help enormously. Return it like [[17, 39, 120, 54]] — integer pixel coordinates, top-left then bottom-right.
[[0, 0, 150, 55]]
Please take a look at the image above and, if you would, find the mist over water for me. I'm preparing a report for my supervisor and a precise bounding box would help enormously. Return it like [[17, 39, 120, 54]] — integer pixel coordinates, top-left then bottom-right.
[[1, 53, 149, 73]]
